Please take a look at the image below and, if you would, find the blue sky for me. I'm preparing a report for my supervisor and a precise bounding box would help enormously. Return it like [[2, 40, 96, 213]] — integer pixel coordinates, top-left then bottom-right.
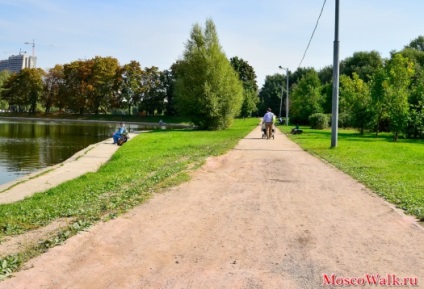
[[1, 0, 423, 86]]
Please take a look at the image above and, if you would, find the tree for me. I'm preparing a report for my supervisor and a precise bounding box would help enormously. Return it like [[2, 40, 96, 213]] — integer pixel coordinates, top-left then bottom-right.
[[1, 68, 44, 113], [318, 65, 333, 85], [0, 70, 11, 110], [385, 53, 415, 141], [405, 35, 424, 51], [340, 51, 383, 83], [89, 56, 120, 115], [339, 73, 372, 134], [113, 60, 144, 115], [175, 18, 243, 130], [369, 67, 389, 136], [258, 74, 284, 116], [63, 60, 94, 114], [139, 66, 164, 115], [161, 65, 178, 116], [290, 69, 324, 124], [289, 67, 315, 88], [230, 56, 259, 117], [42, 65, 64, 113]]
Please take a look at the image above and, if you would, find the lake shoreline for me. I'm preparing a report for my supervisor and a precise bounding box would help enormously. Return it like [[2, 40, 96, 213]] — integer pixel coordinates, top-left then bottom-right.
[[0, 115, 190, 128]]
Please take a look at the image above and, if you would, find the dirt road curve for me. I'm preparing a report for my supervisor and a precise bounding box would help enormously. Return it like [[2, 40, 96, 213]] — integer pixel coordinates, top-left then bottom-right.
[[1, 125, 423, 289]]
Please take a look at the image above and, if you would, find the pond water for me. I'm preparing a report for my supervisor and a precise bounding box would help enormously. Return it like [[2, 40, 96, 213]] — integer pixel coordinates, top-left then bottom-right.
[[0, 119, 154, 186]]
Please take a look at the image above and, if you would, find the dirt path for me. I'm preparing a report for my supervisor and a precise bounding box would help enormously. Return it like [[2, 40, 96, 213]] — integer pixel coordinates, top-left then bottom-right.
[[1, 125, 423, 289]]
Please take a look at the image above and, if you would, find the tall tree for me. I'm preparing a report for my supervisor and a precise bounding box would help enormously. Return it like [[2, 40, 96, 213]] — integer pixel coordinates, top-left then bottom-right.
[[139, 66, 163, 115], [230, 56, 259, 117], [340, 51, 383, 83], [1, 68, 44, 113], [42, 65, 64, 113], [89, 56, 120, 115], [406, 69, 424, 138], [63, 60, 94, 114], [369, 67, 389, 136], [339, 73, 372, 134], [114, 60, 144, 115], [161, 65, 178, 116], [175, 18, 243, 130], [258, 74, 284, 116], [290, 69, 324, 125], [385, 53, 415, 141], [405, 35, 424, 51], [0, 70, 11, 110]]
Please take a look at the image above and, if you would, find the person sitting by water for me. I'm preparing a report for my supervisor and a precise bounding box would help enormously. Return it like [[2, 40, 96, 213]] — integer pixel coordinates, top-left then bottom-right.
[[113, 122, 128, 144]]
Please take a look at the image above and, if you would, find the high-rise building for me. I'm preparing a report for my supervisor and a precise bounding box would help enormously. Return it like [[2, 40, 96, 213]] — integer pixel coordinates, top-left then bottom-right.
[[0, 52, 37, 73]]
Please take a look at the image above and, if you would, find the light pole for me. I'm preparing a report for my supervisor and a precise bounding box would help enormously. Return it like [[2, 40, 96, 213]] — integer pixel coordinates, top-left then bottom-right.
[[278, 66, 289, 125], [331, 0, 340, 147]]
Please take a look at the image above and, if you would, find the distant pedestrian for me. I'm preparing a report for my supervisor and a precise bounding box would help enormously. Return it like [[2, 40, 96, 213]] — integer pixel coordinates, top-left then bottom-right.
[[263, 108, 275, 139]]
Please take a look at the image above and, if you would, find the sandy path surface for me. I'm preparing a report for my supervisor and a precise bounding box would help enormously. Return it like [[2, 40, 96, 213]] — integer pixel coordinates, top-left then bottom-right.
[[1, 125, 423, 289]]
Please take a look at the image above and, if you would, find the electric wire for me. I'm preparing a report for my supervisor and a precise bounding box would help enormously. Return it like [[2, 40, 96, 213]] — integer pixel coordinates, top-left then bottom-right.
[[298, 0, 327, 69]]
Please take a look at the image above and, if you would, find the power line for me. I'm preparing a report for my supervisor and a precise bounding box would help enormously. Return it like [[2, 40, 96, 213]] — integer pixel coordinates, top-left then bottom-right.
[[298, 0, 327, 69]]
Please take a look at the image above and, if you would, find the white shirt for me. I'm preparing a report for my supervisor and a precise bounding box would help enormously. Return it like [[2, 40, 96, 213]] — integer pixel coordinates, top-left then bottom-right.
[[263, 112, 274, 123]]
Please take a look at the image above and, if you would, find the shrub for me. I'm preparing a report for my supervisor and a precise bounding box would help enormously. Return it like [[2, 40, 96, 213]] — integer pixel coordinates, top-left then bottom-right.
[[309, 113, 330, 129], [338, 112, 353, 128]]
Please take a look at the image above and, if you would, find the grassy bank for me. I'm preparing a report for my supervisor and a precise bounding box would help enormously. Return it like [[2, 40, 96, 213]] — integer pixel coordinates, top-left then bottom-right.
[[280, 126, 424, 221], [0, 118, 259, 278]]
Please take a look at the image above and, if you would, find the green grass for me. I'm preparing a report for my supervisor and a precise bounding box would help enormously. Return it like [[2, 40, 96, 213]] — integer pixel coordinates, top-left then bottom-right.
[[0, 118, 258, 278], [281, 126, 424, 221]]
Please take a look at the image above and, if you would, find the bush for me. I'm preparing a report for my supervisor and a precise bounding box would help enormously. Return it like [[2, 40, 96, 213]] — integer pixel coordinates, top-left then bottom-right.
[[338, 112, 353, 128], [309, 113, 330, 129]]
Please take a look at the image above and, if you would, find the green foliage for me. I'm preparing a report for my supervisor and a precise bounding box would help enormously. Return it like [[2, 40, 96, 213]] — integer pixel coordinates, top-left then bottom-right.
[[1, 68, 45, 113], [406, 70, 424, 138], [404, 35, 424, 52], [174, 19, 243, 130], [290, 69, 324, 124], [286, 128, 424, 221], [308, 113, 329, 129], [138, 66, 164, 116], [42, 65, 64, 113], [0, 255, 20, 280], [0, 70, 11, 110], [340, 50, 383, 82], [230, 57, 259, 117], [114, 60, 144, 115], [258, 73, 284, 115], [161, 67, 178, 116], [339, 73, 373, 134], [369, 67, 389, 135], [385, 54, 415, 141], [89, 56, 120, 115]]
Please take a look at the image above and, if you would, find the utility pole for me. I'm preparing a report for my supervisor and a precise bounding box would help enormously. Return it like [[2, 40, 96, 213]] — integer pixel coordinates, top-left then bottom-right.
[[278, 66, 289, 125], [331, 0, 340, 148], [285, 69, 289, 126]]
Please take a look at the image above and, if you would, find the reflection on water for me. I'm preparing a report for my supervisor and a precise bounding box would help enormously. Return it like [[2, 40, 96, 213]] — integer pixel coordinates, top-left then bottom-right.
[[0, 119, 145, 186]]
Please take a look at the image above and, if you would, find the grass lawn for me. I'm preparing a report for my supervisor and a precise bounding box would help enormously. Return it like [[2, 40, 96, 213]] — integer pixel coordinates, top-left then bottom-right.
[[279, 125, 424, 221]]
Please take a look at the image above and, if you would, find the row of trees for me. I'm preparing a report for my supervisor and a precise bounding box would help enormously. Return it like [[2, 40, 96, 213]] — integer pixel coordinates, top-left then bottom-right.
[[0, 57, 171, 116], [0, 19, 259, 130], [259, 36, 424, 140]]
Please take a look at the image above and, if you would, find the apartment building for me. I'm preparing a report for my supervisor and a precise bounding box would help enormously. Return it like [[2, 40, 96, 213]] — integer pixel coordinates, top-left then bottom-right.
[[0, 53, 37, 73]]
